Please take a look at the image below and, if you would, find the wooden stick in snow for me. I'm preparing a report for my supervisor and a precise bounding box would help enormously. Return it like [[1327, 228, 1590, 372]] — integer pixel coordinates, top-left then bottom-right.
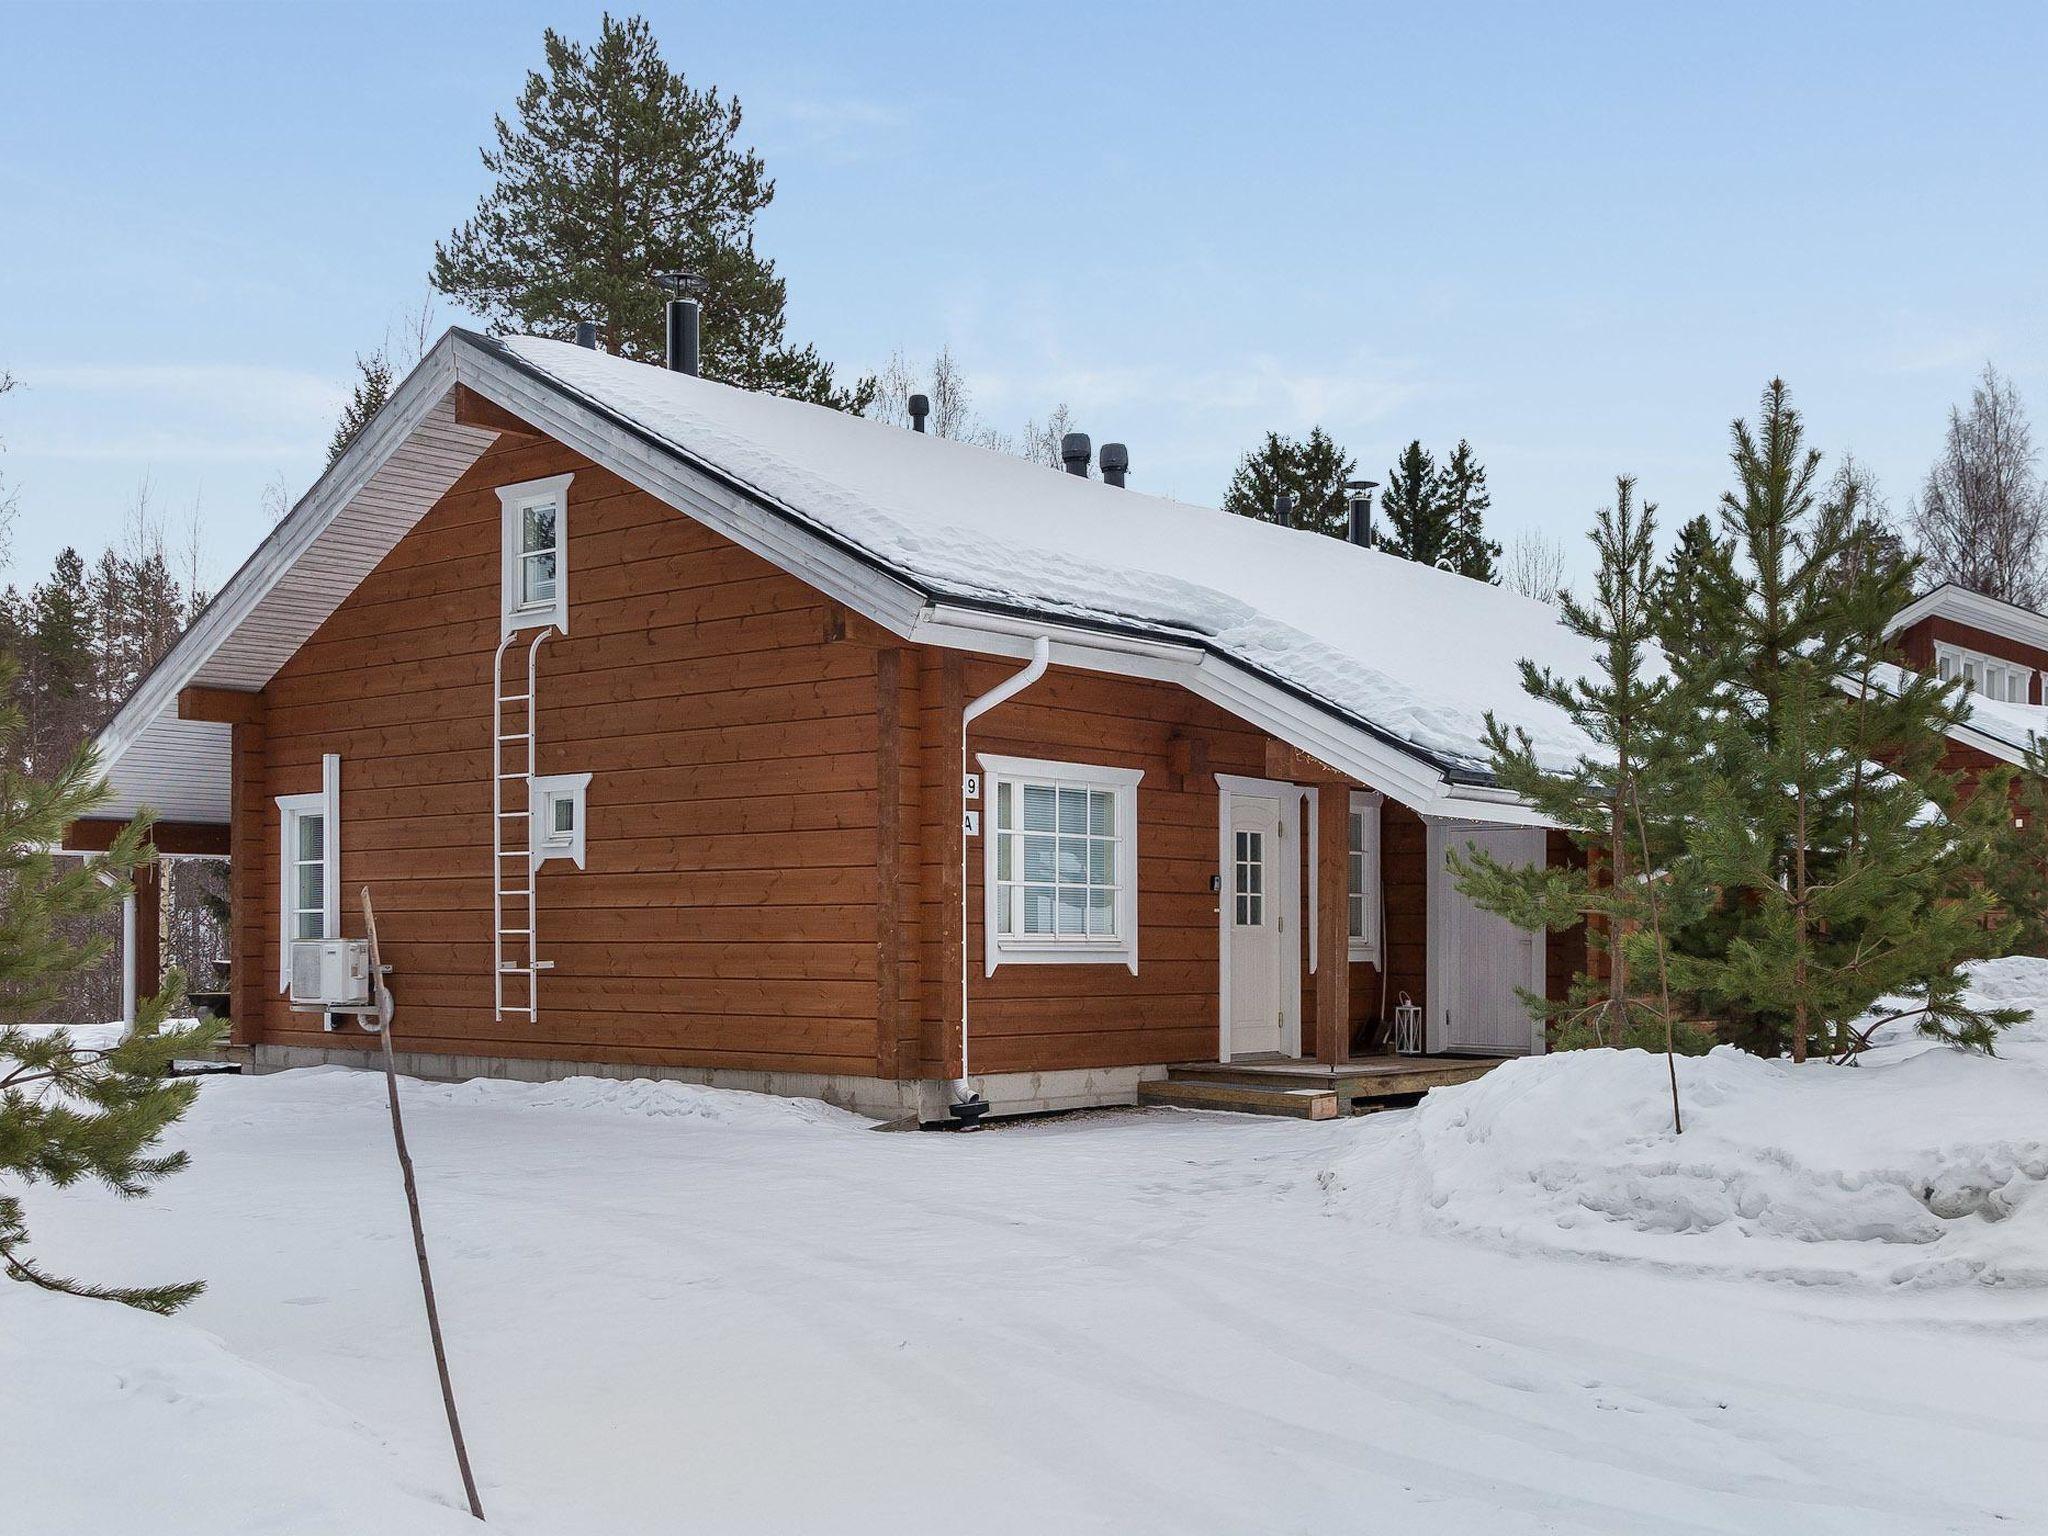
[[360, 885, 486, 1522]]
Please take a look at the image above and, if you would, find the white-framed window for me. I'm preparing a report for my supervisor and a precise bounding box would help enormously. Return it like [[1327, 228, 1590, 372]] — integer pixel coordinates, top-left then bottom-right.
[[1347, 790, 1383, 964], [1935, 642, 2032, 704], [529, 771, 591, 870], [275, 753, 341, 991], [977, 754, 1143, 974], [498, 472, 574, 635]]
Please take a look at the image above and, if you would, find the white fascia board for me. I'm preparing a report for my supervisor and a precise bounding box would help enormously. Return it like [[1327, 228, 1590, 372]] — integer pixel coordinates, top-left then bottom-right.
[[452, 344, 931, 640], [1887, 584, 2048, 652], [92, 337, 465, 775], [457, 339, 1554, 830]]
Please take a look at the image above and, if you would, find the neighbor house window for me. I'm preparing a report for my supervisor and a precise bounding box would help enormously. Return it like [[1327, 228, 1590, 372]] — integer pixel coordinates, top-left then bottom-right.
[[275, 754, 341, 990], [1346, 791, 1383, 964], [1935, 642, 2032, 704], [978, 754, 1143, 974], [529, 772, 592, 870], [498, 473, 574, 635]]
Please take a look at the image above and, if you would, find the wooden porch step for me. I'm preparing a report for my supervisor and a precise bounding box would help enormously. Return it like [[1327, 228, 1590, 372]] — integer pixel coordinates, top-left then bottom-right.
[[1138, 1077, 1340, 1120], [1166, 1055, 1508, 1110]]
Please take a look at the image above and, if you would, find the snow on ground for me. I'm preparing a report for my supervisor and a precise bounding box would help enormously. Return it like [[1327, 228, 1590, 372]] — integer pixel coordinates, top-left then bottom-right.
[[17, 974, 2048, 1534], [1344, 957, 2048, 1289]]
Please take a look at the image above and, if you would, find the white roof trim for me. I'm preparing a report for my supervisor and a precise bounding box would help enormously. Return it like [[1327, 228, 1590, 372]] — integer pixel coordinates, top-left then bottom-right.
[[92, 329, 1557, 831], [1887, 583, 2048, 655]]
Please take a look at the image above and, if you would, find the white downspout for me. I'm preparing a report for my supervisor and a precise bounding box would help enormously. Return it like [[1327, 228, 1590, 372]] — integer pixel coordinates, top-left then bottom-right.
[[121, 891, 138, 1026], [953, 635, 1051, 1116]]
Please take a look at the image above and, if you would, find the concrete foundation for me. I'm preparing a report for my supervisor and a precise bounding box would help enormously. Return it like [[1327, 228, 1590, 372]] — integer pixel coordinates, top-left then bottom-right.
[[251, 1044, 1165, 1124]]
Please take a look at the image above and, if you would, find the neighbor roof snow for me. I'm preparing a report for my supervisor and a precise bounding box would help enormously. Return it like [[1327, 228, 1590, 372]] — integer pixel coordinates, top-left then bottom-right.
[[498, 335, 1602, 779]]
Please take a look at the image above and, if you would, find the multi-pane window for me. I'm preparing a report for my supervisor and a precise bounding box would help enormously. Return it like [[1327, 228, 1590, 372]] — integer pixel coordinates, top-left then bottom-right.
[[290, 811, 326, 940], [979, 755, 1143, 973], [275, 755, 340, 991], [1346, 792, 1382, 964], [1233, 829, 1265, 926], [1936, 644, 2032, 704], [498, 473, 574, 634], [518, 500, 558, 609]]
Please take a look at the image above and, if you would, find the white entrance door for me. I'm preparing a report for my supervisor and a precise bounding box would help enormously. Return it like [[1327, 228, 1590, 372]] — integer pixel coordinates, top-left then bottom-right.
[[1432, 823, 1547, 1056], [1226, 792, 1289, 1057]]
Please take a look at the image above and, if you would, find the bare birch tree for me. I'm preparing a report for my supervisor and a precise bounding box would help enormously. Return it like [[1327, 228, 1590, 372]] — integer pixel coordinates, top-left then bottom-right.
[[1910, 365, 2048, 608], [1504, 529, 1571, 604]]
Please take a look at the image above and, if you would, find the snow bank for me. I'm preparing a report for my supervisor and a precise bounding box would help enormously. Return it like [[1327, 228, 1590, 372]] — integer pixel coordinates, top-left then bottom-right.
[[1345, 959, 2048, 1288], [253, 1063, 873, 1131], [0, 1283, 495, 1535]]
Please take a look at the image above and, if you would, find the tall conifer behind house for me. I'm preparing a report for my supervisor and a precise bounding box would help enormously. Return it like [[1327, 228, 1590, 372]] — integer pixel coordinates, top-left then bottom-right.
[[1451, 478, 1710, 1125], [1380, 441, 1448, 565], [1668, 381, 2019, 1058], [1440, 440, 1501, 582], [433, 14, 872, 410], [1220, 428, 1357, 536]]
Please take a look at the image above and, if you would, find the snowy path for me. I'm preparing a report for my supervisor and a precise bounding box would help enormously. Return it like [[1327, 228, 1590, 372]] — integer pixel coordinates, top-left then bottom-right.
[[26, 1068, 2048, 1534]]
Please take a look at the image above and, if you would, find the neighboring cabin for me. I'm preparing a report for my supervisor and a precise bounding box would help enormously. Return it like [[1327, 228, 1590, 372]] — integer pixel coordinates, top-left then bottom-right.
[[90, 328, 2030, 1123]]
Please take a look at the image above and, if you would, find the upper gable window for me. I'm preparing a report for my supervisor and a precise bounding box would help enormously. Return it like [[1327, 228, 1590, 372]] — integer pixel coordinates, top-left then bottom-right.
[[1935, 642, 2031, 705], [498, 473, 574, 635]]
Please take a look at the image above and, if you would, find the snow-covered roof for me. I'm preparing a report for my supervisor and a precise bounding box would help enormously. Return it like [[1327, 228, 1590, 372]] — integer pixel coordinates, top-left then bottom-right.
[[494, 335, 1600, 782], [88, 328, 1611, 830]]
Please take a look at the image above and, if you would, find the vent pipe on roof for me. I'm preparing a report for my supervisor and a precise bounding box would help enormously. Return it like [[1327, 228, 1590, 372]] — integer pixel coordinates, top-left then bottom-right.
[[909, 393, 930, 433], [1060, 432, 1091, 477], [574, 320, 599, 350], [656, 272, 701, 376], [1345, 479, 1380, 546], [1099, 442, 1129, 488], [1275, 491, 1296, 528]]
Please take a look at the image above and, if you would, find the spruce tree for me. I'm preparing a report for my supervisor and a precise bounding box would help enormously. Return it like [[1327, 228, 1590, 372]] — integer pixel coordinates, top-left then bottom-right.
[[1220, 427, 1356, 536], [1667, 381, 2021, 1059], [433, 14, 872, 411], [327, 351, 395, 466], [0, 654, 224, 1312], [1451, 478, 1712, 1126], [1380, 440, 1450, 566], [1440, 439, 1501, 582], [1986, 744, 2048, 955]]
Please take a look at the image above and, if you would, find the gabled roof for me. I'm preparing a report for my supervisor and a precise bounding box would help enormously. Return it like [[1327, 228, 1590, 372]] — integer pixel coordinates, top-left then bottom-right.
[[93, 328, 1607, 828]]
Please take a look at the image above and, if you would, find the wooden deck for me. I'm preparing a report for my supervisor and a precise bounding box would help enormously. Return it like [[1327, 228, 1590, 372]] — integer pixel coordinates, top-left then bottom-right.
[[1137, 1053, 1511, 1119]]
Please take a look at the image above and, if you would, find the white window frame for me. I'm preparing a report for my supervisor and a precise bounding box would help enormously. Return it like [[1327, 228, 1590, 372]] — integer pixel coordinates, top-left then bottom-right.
[[977, 753, 1143, 975], [1935, 641, 2033, 705], [529, 771, 592, 870], [275, 753, 340, 991], [498, 472, 574, 636], [1347, 790, 1384, 965]]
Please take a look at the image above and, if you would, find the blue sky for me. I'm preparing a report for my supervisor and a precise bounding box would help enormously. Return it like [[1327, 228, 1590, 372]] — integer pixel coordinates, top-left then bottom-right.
[[2, 0, 2044, 593]]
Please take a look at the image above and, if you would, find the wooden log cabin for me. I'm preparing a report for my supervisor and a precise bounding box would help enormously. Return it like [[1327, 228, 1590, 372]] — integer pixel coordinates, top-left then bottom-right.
[[75, 324, 1613, 1121]]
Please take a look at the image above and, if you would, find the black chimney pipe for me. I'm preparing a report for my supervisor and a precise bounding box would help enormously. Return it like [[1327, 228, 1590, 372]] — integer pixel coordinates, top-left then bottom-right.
[[574, 320, 598, 350], [1060, 432, 1091, 477], [1099, 442, 1129, 488], [665, 298, 700, 376], [1345, 479, 1380, 546], [909, 393, 930, 433], [1275, 491, 1296, 528]]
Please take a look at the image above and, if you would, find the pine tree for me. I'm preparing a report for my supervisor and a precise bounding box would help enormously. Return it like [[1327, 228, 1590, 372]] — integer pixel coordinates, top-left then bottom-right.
[[1451, 478, 1713, 1126], [1440, 439, 1501, 582], [19, 550, 95, 779], [1667, 381, 2021, 1059], [1985, 743, 2048, 955], [327, 351, 395, 466], [0, 653, 225, 1313], [1380, 440, 1451, 566], [432, 14, 872, 411], [1220, 428, 1356, 536]]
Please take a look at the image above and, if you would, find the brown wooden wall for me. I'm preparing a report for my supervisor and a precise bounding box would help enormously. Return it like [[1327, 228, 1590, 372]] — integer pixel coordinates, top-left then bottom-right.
[[246, 416, 1583, 1083], [1896, 616, 2048, 705], [255, 434, 896, 1076]]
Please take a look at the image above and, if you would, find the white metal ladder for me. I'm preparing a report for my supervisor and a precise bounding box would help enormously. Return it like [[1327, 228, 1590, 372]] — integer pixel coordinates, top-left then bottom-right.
[[492, 627, 555, 1023]]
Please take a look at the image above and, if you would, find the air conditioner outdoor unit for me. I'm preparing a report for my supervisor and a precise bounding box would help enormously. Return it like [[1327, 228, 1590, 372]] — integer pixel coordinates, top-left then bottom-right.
[[290, 938, 373, 1010]]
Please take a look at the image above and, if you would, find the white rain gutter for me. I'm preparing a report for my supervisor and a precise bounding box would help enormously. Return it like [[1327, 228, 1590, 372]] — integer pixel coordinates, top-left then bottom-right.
[[952, 635, 1051, 1120]]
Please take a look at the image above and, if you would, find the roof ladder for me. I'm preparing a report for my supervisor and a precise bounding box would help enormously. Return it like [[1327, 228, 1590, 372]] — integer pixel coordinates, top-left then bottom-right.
[[492, 626, 555, 1023]]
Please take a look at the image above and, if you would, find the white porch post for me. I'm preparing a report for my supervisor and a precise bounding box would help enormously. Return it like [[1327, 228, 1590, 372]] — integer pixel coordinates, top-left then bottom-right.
[[121, 891, 137, 1025]]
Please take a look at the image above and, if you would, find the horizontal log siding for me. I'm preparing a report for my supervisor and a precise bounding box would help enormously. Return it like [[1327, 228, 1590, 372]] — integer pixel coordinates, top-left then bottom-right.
[[255, 436, 891, 1075], [1897, 616, 2048, 704]]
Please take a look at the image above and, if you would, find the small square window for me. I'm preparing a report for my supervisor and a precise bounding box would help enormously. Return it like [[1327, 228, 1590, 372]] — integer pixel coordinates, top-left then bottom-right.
[[529, 772, 591, 870]]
